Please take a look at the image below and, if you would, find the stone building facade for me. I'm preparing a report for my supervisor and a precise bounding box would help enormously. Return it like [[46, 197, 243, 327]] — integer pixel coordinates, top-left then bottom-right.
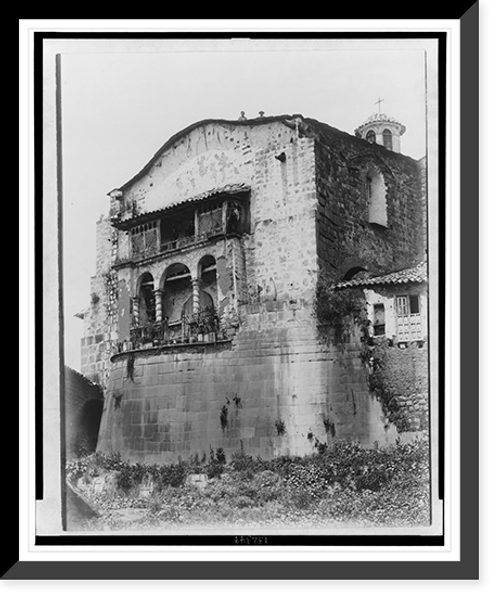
[[78, 113, 428, 464]]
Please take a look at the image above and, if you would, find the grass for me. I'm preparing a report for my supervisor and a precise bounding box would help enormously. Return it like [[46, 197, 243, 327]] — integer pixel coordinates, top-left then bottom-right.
[[66, 437, 431, 531]]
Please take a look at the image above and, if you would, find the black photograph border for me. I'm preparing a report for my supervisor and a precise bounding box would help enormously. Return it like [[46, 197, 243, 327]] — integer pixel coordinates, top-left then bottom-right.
[[9, 7, 478, 579]]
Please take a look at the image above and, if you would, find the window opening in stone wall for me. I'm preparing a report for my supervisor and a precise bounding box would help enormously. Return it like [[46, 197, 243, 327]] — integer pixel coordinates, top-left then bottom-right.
[[395, 293, 422, 342], [138, 273, 155, 325], [373, 303, 386, 336], [396, 294, 420, 316], [409, 294, 420, 314], [366, 168, 388, 227], [131, 220, 159, 259], [396, 295, 408, 316], [366, 130, 376, 144], [383, 128, 393, 151]]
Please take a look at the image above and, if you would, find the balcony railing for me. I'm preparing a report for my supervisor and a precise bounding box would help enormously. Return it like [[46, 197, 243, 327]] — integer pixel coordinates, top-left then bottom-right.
[[115, 308, 222, 352], [115, 200, 245, 264]]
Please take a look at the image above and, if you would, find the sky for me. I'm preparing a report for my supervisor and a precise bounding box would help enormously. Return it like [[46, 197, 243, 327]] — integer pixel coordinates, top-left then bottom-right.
[[59, 38, 430, 370]]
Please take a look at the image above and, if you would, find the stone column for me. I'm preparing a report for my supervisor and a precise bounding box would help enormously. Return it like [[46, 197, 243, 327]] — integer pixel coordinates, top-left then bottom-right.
[[192, 277, 200, 315], [153, 289, 163, 323], [132, 296, 140, 327]]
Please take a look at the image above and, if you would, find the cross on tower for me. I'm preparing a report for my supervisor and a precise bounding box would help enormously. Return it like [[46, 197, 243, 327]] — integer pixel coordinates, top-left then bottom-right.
[[375, 97, 384, 114]]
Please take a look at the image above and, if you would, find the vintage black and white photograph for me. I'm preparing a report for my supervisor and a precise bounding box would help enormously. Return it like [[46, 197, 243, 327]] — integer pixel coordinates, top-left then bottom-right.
[[38, 34, 443, 538]]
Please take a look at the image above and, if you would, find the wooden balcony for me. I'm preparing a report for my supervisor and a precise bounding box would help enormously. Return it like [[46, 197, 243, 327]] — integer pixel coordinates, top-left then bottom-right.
[[114, 308, 223, 353]]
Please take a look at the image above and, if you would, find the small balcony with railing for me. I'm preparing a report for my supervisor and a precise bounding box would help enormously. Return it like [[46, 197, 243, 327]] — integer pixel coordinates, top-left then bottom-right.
[[111, 254, 235, 356], [113, 190, 249, 266], [123, 306, 222, 351]]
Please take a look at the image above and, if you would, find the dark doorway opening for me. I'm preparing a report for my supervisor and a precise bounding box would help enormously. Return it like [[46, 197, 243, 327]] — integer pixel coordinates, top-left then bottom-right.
[[76, 398, 103, 457]]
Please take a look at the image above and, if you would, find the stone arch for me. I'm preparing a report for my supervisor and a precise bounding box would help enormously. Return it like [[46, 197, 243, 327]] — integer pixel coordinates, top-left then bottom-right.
[[337, 256, 372, 281], [136, 270, 155, 296], [161, 263, 192, 323], [365, 167, 388, 227], [197, 254, 216, 279], [343, 266, 369, 282], [366, 129, 376, 144], [136, 272, 155, 325], [196, 254, 218, 312]]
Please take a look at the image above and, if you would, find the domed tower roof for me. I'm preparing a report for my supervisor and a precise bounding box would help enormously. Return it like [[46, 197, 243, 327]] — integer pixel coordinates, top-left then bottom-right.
[[354, 107, 406, 153]]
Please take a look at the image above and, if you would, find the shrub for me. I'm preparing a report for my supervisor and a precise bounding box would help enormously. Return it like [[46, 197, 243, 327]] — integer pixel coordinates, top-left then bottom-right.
[[289, 488, 314, 510], [230, 451, 266, 477], [314, 275, 369, 342], [233, 495, 255, 509], [154, 463, 187, 489], [252, 470, 281, 503], [275, 419, 286, 436], [220, 405, 228, 430], [70, 438, 431, 529], [283, 463, 329, 501], [66, 452, 125, 484], [115, 463, 146, 492], [215, 447, 226, 464], [310, 436, 429, 493], [205, 462, 223, 480], [93, 452, 123, 472]]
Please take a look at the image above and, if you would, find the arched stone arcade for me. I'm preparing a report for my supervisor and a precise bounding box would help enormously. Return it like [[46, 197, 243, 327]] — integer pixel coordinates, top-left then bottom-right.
[[128, 256, 223, 347]]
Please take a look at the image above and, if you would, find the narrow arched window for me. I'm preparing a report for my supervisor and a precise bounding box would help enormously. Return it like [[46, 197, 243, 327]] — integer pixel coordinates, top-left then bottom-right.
[[382, 129, 393, 151], [366, 130, 376, 144], [366, 168, 388, 227]]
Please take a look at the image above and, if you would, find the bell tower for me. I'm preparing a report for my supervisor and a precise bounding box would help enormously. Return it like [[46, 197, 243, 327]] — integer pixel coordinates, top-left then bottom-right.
[[354, 99, 406, 153]]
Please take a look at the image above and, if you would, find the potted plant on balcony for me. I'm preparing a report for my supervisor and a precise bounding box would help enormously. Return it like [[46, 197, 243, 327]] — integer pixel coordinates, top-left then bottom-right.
[[204, 305, 219, 343], [141, 323, 154, 349], [194, 311, 204, 342], [188, 319, 197, 343]]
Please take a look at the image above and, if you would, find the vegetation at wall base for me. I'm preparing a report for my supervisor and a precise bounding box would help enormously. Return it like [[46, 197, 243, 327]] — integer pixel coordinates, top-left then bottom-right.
[[66, 436, 430, 530]]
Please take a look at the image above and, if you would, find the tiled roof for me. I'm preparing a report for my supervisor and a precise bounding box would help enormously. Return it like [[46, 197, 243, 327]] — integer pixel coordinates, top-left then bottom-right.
[[163, 182, 250, 208], [334, 261, 427, 289], [112, 182, 251, 229]]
